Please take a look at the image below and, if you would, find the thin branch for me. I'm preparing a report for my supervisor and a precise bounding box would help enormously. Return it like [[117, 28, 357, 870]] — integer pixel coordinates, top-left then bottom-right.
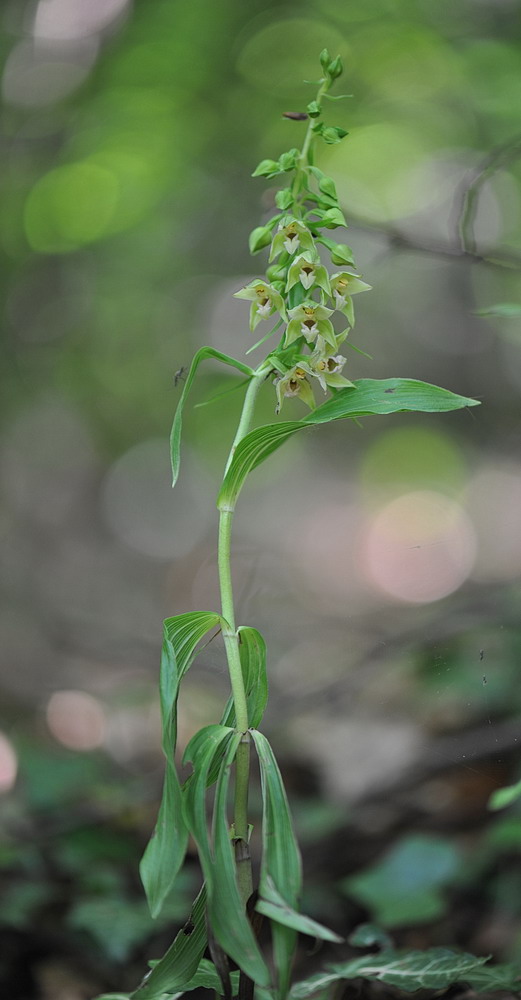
[[455, 131, 521, 256]]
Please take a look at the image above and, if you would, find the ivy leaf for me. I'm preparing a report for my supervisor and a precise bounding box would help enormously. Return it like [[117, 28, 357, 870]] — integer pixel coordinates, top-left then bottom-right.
[[330, 949, 489, 993], [289, 950, 490, 999], [341, 834, 461, 927], [170, 347, 253, 487]]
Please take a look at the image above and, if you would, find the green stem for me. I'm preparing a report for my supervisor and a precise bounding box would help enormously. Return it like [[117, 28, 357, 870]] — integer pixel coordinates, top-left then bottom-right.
[[218, 368, 266, 903], [292, 78, 329, 208]]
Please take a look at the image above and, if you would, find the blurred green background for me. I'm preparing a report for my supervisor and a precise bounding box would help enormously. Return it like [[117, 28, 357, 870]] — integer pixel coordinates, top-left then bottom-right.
[[1, 0, 521, 997]]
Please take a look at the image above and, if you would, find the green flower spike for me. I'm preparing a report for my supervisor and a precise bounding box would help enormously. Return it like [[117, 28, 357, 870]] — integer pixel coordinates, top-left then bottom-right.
[[287, 253, 331, 295], [285, 301, 336, 348], [269, 218, 315, 261], [234, 279, 287, 331], [330, 271, 372, 327], [274, 364, 316, 414]]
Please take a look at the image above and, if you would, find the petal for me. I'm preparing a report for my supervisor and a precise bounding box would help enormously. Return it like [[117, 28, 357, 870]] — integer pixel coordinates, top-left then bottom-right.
[[284, 319, 305, 347], [299, 269, 315, 289]]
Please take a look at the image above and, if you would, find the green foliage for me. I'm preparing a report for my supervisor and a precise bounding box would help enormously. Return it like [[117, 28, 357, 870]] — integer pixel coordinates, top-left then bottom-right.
[[170, 349, 253, 487], [131, 886, 208, 999], [489, 776, 521, 811], [140, 612, 225, 915], [217, 380, 479, 510], [183, 727, 271, 986], [475, 302, 521, 317], [342, 834, 462, 927], [289, 948, 521, 997], [122, 51, 483, 1000]]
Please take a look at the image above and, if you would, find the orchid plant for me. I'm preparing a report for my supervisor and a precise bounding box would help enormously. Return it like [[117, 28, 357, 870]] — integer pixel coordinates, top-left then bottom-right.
[[96, 51, 521, 1000]]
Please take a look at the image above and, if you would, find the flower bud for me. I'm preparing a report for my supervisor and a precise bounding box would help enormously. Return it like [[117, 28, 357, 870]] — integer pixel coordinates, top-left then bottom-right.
[[249, 226, 272, 254]]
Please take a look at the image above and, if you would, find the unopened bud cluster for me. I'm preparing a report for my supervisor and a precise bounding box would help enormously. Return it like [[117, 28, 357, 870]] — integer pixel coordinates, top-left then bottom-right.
[[234, 50, 371, 414]]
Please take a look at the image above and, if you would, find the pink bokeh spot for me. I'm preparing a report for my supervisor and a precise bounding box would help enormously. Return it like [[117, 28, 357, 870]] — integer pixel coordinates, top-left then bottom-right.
[[0, 732, 18, 793], [46, 690, 106, 751], [363, 491, 476, 604]]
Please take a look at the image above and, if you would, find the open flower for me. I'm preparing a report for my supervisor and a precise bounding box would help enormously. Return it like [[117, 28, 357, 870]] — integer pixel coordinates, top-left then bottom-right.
[[308, 348, 353, 392], [285, 301, 336, 348], [234, 279, 287, 331], [269, 218, 315, 261], [273, 364, 316, 413], [330, 272, 371, 326], [286, 253, 331, 295]]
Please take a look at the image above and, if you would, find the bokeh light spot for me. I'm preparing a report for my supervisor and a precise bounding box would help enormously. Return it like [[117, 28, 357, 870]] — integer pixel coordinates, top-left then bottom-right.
[[361, 426, 465, 498], [2, 38, 97, 108], [24, 162, 119, 253], [236, 18, 347, 94], [364, 491, 476, 603], [0, 732, 18, 793], [33, 0, 131, 42], [46, 690, 106, 751], [101, 439, 209, 560], [467, 464, 521, 582], [329, 122, 436, 221]]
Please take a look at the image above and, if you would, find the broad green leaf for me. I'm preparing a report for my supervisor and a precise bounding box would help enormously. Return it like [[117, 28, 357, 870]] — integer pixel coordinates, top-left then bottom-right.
[[217, 421, 302, 510], [289, 972, 342, 1000], [305, 379, 480, 425], [140, 639, 188, 918], [342, 834, 461, 928], [488, 777, 521, 811], [140, 613, 222, 917], [182, 727, 271, 987], [290, 949, 490, 998], [217, 379, 480, 510], [330, 949, 489, 992], [465, 961, 521, 992], [174, 958, 240, 997], [256, 878, 342, 943], [251, 730, 302, 999], [475, 302, 521, 318], [238, 626, 268, 728], [220, 626, 268, 730], [142, 959, 241, 999], [210, 733, 271, 987], [170, 347, 253, 487], [131, 885, 208, 999]]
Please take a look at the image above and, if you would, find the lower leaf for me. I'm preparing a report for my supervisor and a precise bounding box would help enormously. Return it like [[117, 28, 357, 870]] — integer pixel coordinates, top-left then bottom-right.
[[257, 878, 342, 944], [131, 885, 208, 999]]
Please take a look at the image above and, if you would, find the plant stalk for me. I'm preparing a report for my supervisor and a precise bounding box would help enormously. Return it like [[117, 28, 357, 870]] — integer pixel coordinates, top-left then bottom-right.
[[218, 368, 267, 904]]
